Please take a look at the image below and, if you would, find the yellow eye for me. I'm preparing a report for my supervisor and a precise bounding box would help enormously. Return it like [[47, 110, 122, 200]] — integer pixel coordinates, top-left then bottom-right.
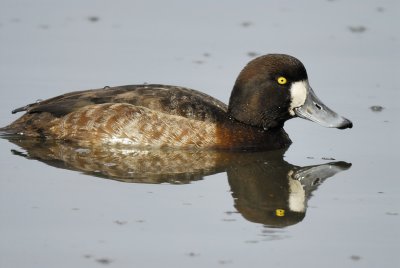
[[277, 76, 287, 85]]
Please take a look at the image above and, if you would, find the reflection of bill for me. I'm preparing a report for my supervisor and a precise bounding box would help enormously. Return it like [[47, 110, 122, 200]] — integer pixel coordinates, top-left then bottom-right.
[[4, 136, 350, 227]]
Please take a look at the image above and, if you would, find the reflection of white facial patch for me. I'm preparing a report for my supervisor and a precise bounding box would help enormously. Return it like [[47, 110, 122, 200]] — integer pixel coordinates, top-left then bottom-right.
[[289, 80, 308, 116], [288, 178, 306, 212]]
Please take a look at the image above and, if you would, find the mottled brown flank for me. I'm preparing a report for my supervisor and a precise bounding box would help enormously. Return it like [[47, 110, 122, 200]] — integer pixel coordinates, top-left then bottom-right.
[[45, 103, 219, 148]]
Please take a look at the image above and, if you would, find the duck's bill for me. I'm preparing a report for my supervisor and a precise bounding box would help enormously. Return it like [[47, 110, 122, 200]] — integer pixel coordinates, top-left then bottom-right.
[[294, 87, 353, 129]]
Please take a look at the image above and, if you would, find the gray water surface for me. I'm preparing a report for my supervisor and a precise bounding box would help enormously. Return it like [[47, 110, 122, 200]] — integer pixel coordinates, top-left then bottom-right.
[[0, 0, 399, 267]]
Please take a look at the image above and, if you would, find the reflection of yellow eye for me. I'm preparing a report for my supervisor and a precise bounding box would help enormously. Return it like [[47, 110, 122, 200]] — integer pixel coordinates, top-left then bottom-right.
[[275, 209, 285, 217], [277, 76, 287, 85]]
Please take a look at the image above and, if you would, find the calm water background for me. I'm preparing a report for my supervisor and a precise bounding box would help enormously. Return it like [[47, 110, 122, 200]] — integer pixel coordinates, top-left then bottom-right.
[[0, 0, 399, 267]]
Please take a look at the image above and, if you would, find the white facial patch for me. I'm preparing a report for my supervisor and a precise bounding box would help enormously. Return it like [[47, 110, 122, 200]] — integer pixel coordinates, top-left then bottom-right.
[[288, 178, 306, 212], [289, 80, 309, 116]]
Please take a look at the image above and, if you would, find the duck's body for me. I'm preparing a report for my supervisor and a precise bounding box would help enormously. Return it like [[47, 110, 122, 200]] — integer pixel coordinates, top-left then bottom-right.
[[3, 85, 291, 150], [1, 54, 352, 150]]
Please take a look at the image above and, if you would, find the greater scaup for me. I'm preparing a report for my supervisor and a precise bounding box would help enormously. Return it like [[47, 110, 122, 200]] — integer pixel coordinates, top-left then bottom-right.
[[0, 54, 352, 150]]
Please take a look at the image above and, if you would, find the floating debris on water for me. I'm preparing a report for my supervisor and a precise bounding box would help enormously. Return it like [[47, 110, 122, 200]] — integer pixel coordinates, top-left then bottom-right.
[[186, 252, 199, 257], [88, 16, 100, 23], [247, 51, 259, 57], [370, 105, 384, 112], [241, 21, 253, 28], [386, 212, 398, 216], [96, 258, 112, 265], [348, 25, 367, 33], [84, 254, 112, 265], [114, 220, 128, 225], [225, 211, 238, 215], [218, 259, 233, 265], [322, 157, 335, 160], [245, 240, 259, 244], [350, 255, 361, 261]]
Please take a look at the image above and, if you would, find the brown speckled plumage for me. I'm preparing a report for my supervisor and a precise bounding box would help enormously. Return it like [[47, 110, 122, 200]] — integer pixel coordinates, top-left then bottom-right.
[[50, 103, 220, 148]]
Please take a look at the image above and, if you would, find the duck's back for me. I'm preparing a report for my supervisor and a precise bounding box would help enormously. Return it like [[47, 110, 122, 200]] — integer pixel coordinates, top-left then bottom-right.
[[12, 84, 228, 121]]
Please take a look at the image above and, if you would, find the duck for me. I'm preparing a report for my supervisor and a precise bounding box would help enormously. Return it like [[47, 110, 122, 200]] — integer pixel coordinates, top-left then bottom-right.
[[0, 54, 352, 150]]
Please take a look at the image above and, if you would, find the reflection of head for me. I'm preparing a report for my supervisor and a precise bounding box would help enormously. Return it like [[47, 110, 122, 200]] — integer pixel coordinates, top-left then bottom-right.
[[227, 160, 306, 227], [227, 158, 351, 228]]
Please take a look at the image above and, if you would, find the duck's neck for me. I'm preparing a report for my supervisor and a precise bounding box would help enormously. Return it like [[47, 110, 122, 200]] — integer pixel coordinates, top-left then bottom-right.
[[215, 118, 292, 151]]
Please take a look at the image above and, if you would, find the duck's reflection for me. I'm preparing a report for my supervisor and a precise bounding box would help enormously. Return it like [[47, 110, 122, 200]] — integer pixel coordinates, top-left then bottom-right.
[[227, 159, 350, 227], [4, 136, 351, 227]]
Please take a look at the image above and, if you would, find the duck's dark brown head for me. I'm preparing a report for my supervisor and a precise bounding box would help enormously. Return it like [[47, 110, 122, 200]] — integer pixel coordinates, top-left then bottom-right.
[[228, 54, 353, 130]]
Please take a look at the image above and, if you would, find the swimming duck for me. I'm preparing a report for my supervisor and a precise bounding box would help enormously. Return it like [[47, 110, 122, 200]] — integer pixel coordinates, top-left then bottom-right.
[[0, 54, 352, 150]]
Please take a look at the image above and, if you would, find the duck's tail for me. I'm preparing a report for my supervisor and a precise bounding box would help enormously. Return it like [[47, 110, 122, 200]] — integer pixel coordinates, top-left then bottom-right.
[[0, 123, 23, 135], [0, 112, 49, 137]]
